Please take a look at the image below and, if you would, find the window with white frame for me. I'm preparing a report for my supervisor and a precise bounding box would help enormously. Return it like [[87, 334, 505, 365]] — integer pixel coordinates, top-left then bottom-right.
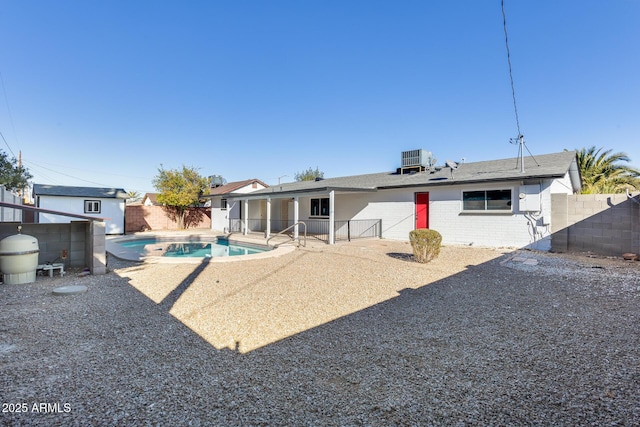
[[462, 189, 512, 211], [84, 200, 101, 213], [221, 198, 228, 210], [310, 198, 329, 217]]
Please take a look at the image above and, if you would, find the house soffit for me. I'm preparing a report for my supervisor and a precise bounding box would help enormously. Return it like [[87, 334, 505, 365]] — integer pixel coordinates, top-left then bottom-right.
[[226, 187, 377, 200]]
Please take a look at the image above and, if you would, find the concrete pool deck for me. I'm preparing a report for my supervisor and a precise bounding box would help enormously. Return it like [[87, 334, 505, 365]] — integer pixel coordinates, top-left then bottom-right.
[[106, 230, 297, 263]]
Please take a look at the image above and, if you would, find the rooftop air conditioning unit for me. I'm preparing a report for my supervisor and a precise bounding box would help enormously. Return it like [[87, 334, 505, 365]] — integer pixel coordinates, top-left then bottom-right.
[[209, 175, 226, 188], [401, 149, 434, 168]]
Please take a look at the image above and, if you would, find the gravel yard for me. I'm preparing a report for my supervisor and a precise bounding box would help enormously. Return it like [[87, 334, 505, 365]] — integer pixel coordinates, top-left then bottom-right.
[[1, 239, 639, 426]]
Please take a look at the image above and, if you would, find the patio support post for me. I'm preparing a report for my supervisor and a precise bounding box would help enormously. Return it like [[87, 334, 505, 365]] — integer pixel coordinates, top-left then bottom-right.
[[293, 196, 299, 239], [329, 190, 335, 245], [266, 197, 271, 239], [243, 199, 248, 235]]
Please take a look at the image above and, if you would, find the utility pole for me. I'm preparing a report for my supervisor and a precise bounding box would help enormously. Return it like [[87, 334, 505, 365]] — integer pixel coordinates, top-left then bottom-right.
[[18, 150, 24, 200], [517, 135, 525, 173]]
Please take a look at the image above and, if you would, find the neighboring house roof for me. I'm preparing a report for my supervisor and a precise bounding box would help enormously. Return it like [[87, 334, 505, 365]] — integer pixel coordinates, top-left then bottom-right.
[[235, 151, 581, 198], [142, 193, 160, 205], [208, 179, 268, 196], [33, 184, 128, 199]]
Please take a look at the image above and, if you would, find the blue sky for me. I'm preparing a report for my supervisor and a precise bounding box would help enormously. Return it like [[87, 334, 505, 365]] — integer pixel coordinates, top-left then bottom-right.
[[0, 1, 638, 194]]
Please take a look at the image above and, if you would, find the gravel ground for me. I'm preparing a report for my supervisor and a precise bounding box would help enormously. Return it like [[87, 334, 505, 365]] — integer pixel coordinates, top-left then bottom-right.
[[1, 239, 639, 426]]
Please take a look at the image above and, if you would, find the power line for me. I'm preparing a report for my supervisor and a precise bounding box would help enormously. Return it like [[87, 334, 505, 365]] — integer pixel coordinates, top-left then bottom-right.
[[0, 129, 16, 158], [22, 159, 113, 187], [22, 162, 63, 185], [23, 158, 149, 180], [22, 159, 155, 193], [501, 0, 522, 137], [0, 70, 20, 154], [501, 0, 539, 172]]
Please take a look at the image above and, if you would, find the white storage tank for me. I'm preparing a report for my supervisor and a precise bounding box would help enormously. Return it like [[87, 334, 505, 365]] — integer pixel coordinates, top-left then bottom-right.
[[0, 229, 40, 285]]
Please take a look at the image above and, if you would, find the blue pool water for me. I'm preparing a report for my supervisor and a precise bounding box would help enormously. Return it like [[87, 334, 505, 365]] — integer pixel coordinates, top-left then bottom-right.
[[118, 238, 267, 258]]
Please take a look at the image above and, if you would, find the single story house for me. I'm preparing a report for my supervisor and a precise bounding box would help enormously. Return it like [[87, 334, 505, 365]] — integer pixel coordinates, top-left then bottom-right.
[[207, 179, 268, 231], [33, 184, 128, 234], [141, 193, 160, 206], [220, 150, 581, 250]]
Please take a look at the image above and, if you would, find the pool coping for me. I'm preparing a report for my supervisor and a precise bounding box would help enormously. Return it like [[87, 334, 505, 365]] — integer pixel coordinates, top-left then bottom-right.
[[106, 231, 296, 264]]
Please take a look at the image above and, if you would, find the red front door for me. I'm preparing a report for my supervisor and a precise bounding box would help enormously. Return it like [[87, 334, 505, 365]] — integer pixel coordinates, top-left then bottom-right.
[[415, 192, 429, 229]]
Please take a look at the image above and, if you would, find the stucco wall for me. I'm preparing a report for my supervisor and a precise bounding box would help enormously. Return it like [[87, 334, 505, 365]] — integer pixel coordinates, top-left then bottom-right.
[[37, 195, 125, 234], [211, 207, 227, 231], [233, 182, 267, 194]]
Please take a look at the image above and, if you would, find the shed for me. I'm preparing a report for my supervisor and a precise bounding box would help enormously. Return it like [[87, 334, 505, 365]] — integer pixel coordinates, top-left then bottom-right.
[[33, 184, 128, 234]]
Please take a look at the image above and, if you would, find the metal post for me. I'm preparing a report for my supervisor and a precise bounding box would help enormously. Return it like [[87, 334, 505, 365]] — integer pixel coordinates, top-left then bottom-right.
[[293, 196, 299, 240], [519, 134, 525, 173], [265, 197, 271, 239], [329, 190, 335, 245], [243, 199, 248, 235]]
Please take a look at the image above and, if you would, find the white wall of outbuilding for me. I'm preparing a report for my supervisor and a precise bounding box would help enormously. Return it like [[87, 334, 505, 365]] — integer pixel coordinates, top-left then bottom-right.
[[37, 196, 125, 234]]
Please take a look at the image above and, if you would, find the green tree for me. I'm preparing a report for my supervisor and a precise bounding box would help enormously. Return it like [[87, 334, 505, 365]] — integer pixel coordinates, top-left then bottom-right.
[[294, 166, 324, 182], [572, 146, 640, 194], [152, 165, 211, 229], [0, 150, 31, 192]]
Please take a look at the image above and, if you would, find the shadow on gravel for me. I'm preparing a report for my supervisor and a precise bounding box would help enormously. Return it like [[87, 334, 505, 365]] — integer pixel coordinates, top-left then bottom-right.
[[386, 252, 415, 262], [158, 256, 211, 310]]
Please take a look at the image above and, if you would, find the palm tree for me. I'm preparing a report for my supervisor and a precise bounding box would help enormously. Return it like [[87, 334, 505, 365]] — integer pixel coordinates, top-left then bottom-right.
[[126, 190, 142, 203], [573, 146, 640, 194]]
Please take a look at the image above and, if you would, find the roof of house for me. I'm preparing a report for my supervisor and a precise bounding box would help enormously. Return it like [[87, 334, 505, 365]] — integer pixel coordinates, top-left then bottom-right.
[[207, 179, 268, 196], [141, 193, 160, 205], [235, 151, 581, 198], [33, 184, 128, 199]]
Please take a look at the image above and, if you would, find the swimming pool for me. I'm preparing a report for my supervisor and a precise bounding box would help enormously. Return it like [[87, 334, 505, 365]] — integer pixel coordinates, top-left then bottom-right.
[[115, 237, 268, 259]]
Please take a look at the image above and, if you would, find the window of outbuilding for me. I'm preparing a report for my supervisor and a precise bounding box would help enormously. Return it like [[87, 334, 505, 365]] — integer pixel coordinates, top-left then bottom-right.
[[84, 200, 101, 213]]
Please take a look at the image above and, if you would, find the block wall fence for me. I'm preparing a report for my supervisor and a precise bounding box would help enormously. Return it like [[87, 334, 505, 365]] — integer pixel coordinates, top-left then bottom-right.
[[0, 221, 106, 275], [125, 205, 211, 233], [551, 193, 640, 256]]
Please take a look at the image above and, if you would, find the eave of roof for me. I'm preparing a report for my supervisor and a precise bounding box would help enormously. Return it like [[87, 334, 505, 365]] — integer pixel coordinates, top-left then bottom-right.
[[206, 178, 269, 196], [33, 184, 128, 199]]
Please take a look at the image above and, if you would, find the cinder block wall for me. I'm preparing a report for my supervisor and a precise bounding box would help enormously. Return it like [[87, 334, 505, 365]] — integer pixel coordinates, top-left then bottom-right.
[[0, 222, 87, 268], [125, 205, 211, 233], [551, 193, 640, 256], [87, 221, 106, 275]]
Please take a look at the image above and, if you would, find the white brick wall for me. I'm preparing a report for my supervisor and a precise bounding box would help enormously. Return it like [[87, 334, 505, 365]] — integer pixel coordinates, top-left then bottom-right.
[[234, 176, 573, 250], [334, 180, 563, 249]]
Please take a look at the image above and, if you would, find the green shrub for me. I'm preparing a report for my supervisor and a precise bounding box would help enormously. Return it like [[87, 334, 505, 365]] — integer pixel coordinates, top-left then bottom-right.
[[409, 229, 442, 263]]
